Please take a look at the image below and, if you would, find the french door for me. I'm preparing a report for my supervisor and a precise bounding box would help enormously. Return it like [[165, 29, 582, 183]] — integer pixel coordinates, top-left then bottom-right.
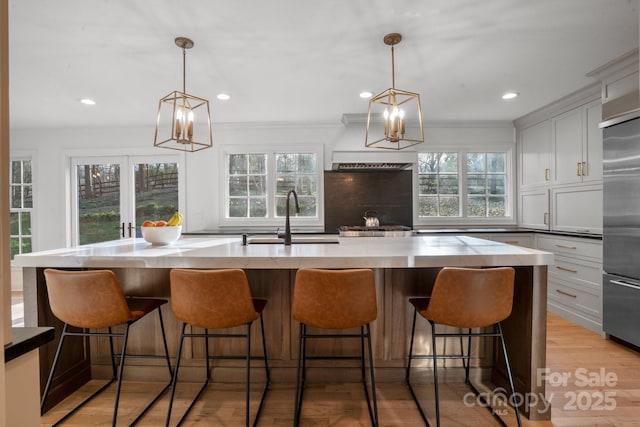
[[71, 155, 183, 245]]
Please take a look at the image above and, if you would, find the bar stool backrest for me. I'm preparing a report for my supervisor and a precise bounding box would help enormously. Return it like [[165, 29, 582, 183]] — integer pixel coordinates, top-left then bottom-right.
[[170, 268, 259, 329], [422, 267, 515, 329], [43, 269, 133, 329], [292, 268, 377, 329]]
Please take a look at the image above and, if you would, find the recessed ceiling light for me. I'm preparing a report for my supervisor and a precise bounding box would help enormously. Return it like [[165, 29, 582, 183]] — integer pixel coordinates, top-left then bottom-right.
[[80, 98, 96, 105], [216, 93, 231, 100], [359, 91, 373, 99], [502, 92, 519, 100]]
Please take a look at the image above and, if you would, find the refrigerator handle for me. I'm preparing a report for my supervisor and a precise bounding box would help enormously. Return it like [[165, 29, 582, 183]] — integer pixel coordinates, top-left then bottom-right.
[[610, 279, 640, 290]]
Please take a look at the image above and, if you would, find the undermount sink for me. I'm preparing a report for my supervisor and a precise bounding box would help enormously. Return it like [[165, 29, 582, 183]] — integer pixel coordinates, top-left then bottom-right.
[[247, 236, 340, 244]]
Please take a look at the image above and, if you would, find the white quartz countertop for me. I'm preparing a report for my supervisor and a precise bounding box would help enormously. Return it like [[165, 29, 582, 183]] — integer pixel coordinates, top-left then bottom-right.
[[14, 235, 554, 269]]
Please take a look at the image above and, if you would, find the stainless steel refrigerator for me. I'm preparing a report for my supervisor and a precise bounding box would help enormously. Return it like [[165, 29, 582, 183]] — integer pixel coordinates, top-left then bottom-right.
[[603, 114, 640, 347]]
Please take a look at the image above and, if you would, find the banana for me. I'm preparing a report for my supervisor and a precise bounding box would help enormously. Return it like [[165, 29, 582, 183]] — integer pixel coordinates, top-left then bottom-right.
[[167, 210, 183, 226]]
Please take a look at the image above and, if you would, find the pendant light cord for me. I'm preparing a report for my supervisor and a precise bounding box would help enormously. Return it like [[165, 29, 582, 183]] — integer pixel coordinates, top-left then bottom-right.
[[391, 45, 395, 90], [182, 47, 187, 94]]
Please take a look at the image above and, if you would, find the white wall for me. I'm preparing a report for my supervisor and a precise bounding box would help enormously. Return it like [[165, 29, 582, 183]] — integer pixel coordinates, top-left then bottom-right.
[[10, 119, 514, 251]]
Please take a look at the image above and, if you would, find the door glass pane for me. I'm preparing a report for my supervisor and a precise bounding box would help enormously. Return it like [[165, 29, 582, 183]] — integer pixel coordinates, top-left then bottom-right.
[[134, 163, 179, 230], [77, 163, 122, 245]]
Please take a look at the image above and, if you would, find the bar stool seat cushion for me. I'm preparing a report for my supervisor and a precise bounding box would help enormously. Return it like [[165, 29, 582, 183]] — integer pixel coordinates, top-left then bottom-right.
[[292, 268, 376, 329], [44, 269, 168, 329], [170, 268, 262, 330], [413, 267, 515, 329]]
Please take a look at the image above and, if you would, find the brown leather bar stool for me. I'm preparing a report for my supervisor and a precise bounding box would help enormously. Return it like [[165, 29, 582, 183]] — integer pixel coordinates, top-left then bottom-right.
[[41, 268, 173, 427], [166, 268, 270, 427], [405, 266, 522, 427], [292, 268, 379, 427]]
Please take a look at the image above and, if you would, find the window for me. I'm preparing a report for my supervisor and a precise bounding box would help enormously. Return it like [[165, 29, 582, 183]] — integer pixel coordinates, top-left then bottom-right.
[[275, 153, 317, 217], [417, 149, 512, 223], [10, 159, 33, 259], [466, 152, 507, 217], [228, 154, 268, 217], [222, 146, 322, 225], [418, 153, 459, 216]]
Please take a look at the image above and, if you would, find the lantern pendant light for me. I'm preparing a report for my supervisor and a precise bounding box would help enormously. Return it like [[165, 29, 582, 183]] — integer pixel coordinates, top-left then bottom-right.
[[365, 33, 424, 150], [154, 37, 213, 152]]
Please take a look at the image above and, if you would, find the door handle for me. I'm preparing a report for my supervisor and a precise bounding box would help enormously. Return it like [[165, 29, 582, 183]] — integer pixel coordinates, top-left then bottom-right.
[[576, 162, 581, 176], [556, 265, 577, 273], [555, 244, 577, 250], [581, 161, 586, 176], [556, 289, 577, 298], [544, 168, 549, 181]]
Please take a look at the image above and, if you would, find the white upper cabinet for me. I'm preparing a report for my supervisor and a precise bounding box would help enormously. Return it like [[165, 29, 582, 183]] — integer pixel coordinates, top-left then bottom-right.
[[551, 100, 603, 186], [519, 188, 550, 230], [552, 107, 582, 185], [519, 120, 551, 189], [583, 101, 603, 183]]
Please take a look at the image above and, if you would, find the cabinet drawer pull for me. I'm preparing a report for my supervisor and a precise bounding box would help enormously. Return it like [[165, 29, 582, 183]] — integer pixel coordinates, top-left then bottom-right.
[[555, 244, 577, 250], [504, 240, 519, 244], [556, 265, 578, 273], [556, 289, 577, 298]]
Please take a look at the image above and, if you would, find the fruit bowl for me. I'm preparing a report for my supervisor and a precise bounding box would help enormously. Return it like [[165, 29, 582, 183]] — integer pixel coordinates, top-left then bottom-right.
[[141, 226, 182, 245]]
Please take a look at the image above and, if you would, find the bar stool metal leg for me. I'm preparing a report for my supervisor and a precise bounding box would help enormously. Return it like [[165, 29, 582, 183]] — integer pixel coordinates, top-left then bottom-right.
[[165, 324, 187, 427], [245, 324, 251, 427], [293, 323, 306, 427], [364, 324, 379, 426], [405, 309, 431, 426], [498, 323, 523, 427], [431, 322, 441, 427]]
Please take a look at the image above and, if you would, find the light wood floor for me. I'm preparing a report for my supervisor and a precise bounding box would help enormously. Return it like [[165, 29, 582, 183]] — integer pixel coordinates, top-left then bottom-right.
[[40, 313, 640, 426]]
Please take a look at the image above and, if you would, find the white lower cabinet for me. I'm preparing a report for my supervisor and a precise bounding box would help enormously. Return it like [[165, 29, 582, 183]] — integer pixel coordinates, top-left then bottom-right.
[[537, 235, 603, 334]]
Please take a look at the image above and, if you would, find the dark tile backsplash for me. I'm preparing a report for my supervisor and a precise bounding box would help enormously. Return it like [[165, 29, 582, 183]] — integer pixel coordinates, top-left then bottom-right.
[[324, 170, 413, 232]]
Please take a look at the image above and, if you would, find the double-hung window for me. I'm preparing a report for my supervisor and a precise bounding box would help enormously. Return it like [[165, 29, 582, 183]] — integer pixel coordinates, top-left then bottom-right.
[[416, 147, 514, 225], [222, 145, 322, 227], [10, 159, 33, 259]]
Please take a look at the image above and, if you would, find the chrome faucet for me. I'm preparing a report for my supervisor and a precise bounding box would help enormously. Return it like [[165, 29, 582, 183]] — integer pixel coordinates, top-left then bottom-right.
[[282, 189, 300, 245]]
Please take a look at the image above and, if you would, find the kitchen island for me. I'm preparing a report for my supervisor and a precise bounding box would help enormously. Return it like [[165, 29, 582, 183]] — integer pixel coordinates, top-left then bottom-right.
[[16, 234, 553, 419]]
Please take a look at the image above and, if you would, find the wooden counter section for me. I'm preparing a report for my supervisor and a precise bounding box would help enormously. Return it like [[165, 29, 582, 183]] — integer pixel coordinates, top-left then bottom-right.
[[15, 235, 553, 419]]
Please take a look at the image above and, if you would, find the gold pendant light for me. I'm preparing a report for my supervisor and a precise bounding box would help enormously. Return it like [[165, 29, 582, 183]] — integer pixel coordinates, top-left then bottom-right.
[[154, 37, 213, 152], [365, 33, 424, 150]]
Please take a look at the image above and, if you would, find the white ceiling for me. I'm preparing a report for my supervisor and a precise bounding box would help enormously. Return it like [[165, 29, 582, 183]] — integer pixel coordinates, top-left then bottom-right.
[[7, 0, 640, 129]]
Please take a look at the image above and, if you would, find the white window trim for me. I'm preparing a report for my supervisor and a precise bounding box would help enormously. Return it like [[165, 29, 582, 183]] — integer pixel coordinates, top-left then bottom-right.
[[413, 143, 516, 227], [218, 143, 324, 230]]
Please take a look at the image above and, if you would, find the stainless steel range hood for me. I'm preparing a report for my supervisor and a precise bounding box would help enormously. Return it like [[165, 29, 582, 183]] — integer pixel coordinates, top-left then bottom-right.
[[331, 150, 416, 171]]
